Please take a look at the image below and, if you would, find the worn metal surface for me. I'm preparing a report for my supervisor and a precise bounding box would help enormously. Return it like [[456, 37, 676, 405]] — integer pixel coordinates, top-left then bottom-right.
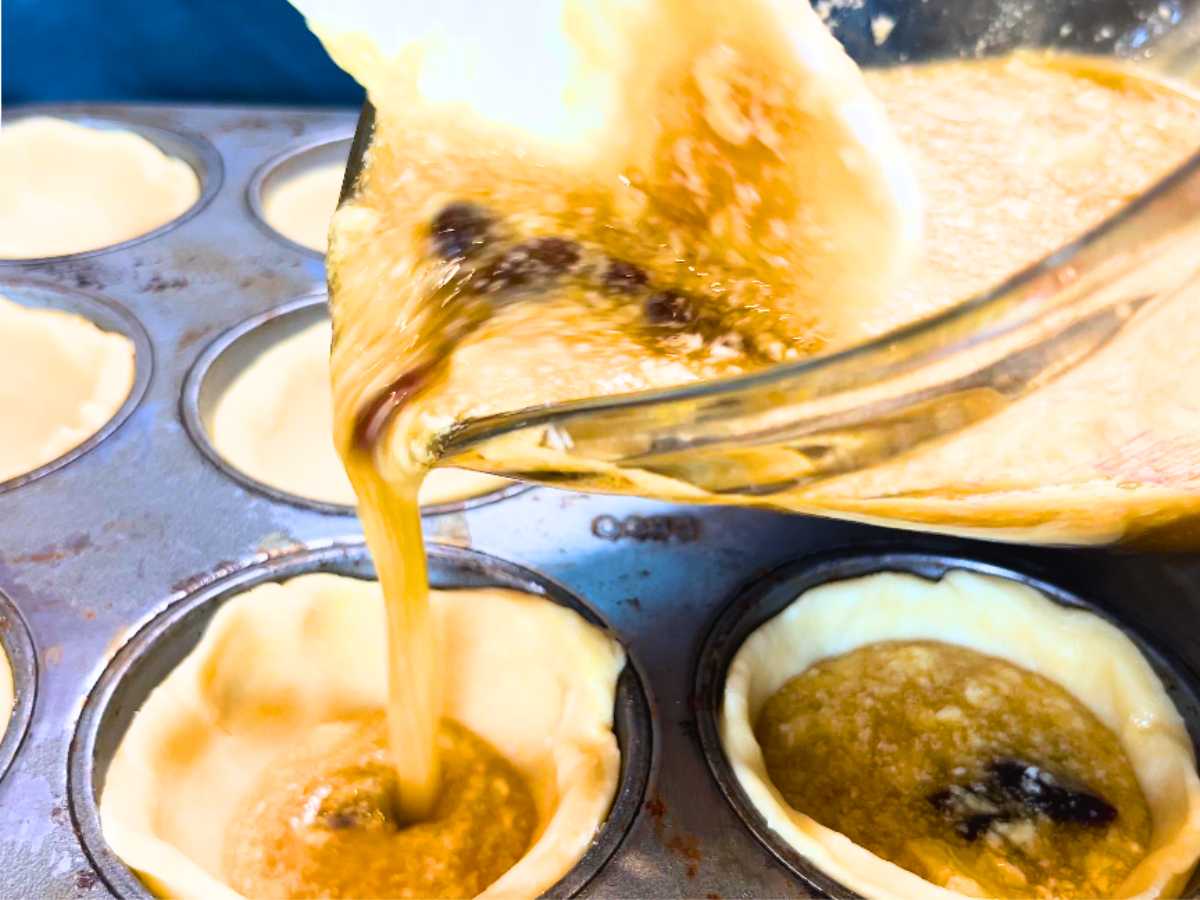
[[0, 103, 1198, 900], [68, 542, 653, 900]]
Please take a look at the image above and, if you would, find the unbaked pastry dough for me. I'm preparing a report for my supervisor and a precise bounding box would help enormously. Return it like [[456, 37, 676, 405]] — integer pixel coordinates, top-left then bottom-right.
[[0, 117, 200, 259], [0, 294, 136, 482], [0, 643, 12, 747], [210, 319, 510, 507], [721, 570, 1200, 899], [101, 573, 624, 899], [261, 160, 346, 253]]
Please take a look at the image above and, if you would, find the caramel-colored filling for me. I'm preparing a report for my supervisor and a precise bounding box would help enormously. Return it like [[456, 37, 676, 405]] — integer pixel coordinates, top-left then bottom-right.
[[756, 641, 1151, 898], [225, 715, 537, 899], [326, 53, 1200, 544], [332, 55, 1200, 431]]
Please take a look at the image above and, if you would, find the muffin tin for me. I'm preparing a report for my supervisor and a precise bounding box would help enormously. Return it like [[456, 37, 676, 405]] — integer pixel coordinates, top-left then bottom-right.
[[1, 102, 1199, 899]]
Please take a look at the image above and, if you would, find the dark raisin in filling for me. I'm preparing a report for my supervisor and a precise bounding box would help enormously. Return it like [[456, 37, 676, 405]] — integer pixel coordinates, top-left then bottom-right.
[[928, 759, 1117, 842], [475, 237, 582, 292], [602, 259, 650, 294], [430, 203, 493, 261], [643, 290, 698, 327], [422, 207, 782, 365]]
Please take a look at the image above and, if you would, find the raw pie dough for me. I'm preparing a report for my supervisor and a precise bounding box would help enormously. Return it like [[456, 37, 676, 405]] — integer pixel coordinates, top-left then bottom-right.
[[0, 294, 136, 483], [721, 570, 1200, 899], [261, 160, 346, 253], [0, 117, 200, 259], [101, 573, 624, 899], [0, 643, 12, 747], [210, 319, 511, 507]]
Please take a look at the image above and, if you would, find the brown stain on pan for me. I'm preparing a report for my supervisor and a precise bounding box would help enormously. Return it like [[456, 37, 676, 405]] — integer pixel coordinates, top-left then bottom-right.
[[4, 533, 93, 565]]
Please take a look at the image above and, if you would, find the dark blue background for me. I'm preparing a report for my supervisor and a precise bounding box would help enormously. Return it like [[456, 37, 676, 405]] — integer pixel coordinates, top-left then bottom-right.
[[2, 0, 363, 107]]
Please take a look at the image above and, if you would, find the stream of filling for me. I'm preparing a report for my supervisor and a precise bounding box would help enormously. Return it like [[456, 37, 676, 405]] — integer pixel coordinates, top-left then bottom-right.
[[329, 51, 1200, 833]]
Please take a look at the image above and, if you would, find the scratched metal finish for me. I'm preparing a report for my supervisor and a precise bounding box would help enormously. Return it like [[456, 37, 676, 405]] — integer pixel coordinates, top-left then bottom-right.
[[0, 103, 1198, 900]]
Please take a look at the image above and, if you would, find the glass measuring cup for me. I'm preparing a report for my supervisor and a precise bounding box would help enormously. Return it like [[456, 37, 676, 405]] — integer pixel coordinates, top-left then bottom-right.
[[339, 0, 1200, 547]]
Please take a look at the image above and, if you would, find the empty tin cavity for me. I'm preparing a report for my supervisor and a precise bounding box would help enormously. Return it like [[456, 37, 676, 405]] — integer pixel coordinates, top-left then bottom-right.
[[0, 279, 152, 493], [182, 294, 523, 515], [0, 587, 36, 786], [69, 541, 651, 898], [248, 135, 352, 255], [694, 551, 1200, 899], [0, 114, 221, 262]]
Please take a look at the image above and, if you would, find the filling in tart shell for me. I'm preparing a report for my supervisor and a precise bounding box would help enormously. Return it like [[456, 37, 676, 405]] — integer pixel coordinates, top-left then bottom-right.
[[101, 573, 625, 899], [721, 570, 1200, 898]]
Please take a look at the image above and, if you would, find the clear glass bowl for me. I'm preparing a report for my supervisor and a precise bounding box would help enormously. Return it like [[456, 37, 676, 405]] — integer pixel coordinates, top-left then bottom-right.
[[345, 0, 1200, 547]]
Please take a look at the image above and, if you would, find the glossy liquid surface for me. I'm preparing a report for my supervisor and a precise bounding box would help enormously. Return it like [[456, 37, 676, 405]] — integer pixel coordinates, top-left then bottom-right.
[[226, 715, 536, 899], [757, 640, 1151, 898]]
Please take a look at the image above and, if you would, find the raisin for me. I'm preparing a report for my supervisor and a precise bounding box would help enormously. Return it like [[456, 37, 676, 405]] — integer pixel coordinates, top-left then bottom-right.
[[476, 237, 581, 292], [644, 291, 697, 327], [431, 202, 493, 260], [526, 237, 581, 269], [929, 759, 1117, 842], [988, 760, 1117, 827], [603, 259, 649, 293]]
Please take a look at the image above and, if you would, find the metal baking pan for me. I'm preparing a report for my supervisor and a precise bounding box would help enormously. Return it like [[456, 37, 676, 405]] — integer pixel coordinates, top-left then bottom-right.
[[0, 102, 1198, 899]]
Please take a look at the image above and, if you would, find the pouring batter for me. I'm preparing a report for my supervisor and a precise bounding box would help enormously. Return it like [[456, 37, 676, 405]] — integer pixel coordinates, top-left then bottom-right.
[[274, 0, 1200, 892], [101, 575, 625, 899], [210, 318, 510, 509], [312, 0, 922, 833]]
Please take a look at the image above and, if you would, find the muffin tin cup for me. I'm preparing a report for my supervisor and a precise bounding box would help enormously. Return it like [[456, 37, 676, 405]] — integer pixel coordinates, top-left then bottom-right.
[[0, 586, 37, 787], [0, 277, 154, 494], [180, 293, 531, 516], [68, 540, 653, 899], [246, 133, 353, 257], [693, 549, 1200, 899], [0, 111, 223, 265]]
